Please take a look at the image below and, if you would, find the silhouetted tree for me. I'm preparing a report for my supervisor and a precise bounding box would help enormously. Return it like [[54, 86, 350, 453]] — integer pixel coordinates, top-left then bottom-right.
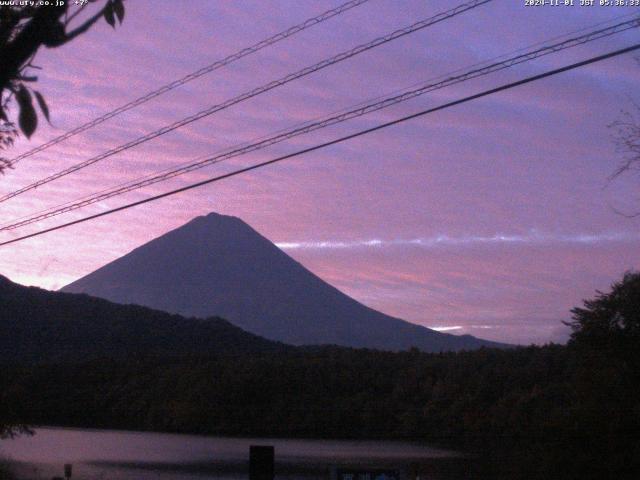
[[567, 271, 640, 350], [565, 272, 640, 478], [0, 0, 125, 172], [609, 90, 640, 216]]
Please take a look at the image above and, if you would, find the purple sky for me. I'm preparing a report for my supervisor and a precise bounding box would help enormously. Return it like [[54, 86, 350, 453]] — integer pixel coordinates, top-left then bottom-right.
[[1, 0, 639, 344]]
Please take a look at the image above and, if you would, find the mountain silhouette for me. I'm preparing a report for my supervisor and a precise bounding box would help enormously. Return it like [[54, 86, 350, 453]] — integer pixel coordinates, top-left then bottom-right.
[[0, 274, 286, 364], [62, 212, 505, 351]]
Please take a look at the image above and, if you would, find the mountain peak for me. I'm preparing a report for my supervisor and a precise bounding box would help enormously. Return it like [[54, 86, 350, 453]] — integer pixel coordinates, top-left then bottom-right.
[[180, 211, 261, 236], [184, 211, 244, 228], [203, 211, 241, 222]]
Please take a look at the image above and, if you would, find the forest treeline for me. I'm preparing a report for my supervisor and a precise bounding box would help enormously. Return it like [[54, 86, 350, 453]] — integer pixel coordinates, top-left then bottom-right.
[[1, 342, 638, 478], [1, 273, 639, 479]]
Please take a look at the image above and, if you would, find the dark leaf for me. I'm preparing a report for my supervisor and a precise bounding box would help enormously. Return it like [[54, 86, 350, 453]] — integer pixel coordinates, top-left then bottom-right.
[[42, 21, 67, 47], [16, 86, 37, 139], [113, 0, 125, 23], [34, 91, 50, 123], [104, 2, 115, 28]]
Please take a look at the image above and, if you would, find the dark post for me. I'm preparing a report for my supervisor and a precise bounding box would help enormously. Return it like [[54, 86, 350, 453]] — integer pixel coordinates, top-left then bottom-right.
[[249, 445, 274, 480], [64, 464, 72, 479]]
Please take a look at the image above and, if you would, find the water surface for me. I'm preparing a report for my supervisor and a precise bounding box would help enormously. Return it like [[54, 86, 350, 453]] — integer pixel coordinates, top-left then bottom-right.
[[0, 427, 464, 480]]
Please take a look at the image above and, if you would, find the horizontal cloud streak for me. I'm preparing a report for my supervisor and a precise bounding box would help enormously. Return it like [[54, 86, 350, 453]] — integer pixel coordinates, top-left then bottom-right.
[[430, 325, 497, 332], [276, 231, 640, 250], [430, 325, 463, 331]]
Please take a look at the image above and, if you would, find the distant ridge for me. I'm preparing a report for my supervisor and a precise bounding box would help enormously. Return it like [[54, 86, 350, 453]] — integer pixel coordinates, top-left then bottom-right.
[[62, 212, 507, 352], [0, 274, 286, 364]]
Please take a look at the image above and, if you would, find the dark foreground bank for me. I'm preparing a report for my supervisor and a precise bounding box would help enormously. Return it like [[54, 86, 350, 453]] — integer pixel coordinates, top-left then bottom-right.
[[2, 273, 639, 479], [1, 340, 639, 479]]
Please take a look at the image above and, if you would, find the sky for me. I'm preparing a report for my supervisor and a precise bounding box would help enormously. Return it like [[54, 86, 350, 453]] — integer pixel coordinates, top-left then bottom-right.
[[0, 0, 639, 345]]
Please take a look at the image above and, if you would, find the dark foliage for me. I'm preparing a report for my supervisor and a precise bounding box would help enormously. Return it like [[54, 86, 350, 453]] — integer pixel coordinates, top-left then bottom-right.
[[1, 272, 639, 478], [568, 271, 640, 349], [0, 0, 125, 170], [0, 346, 571, 440], [1, 342, 639, 478]]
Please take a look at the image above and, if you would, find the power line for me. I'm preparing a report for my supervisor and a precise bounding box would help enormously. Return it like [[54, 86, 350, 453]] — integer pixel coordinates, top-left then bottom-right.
[[5, 0, 371, 167], [6, 10, 637, 232], [2, 42, 638, 248], [4, 15, 636, 230], [0, 0, 492, 204], [4, 15, 638, 231]]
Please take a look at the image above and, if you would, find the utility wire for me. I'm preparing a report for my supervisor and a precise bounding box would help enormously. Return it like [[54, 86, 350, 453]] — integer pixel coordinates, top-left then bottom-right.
[[6, 10, 638, 231], [5, 0, 371, 167], [3, 15, 635, 229], [2, 42, 638, 247], [3, 15, 638, 231], [0, 0, 492, 204]]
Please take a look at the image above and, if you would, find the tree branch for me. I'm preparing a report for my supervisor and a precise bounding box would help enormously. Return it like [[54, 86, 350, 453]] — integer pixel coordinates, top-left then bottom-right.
[[63, 3, 111, 43]]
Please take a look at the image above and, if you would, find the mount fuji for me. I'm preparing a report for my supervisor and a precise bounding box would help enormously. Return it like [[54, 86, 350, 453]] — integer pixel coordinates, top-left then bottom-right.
[[62, 212, 505, 352]]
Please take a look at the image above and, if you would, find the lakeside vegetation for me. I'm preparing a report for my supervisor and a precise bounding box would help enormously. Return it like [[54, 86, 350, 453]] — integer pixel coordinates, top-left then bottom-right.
[[0, 461, 12, 480], [1, 272, 639, 479]]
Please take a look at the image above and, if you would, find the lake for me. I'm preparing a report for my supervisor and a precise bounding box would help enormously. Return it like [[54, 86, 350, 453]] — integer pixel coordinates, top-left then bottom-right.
[[0, 427, 468, 480]]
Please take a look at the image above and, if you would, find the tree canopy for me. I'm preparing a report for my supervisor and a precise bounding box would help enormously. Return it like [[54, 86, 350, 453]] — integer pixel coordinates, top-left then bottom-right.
[[568, 271, 640, 349], [609, 92, 640, 216]]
